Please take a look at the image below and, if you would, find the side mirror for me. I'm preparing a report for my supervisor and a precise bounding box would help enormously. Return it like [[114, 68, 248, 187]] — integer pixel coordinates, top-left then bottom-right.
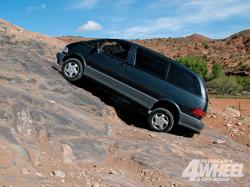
[[90, 45, 98, 54], [97, 48, 102, 54], [90, 42, 103, 54]]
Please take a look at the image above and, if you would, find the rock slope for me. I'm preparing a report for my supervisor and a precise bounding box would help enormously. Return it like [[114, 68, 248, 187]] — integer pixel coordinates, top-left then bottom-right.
[[0, 19, 250, 186]]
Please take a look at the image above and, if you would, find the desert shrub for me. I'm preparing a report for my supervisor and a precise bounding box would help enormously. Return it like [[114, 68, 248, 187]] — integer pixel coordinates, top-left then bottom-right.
[[177, 55, 208, 78], [211, 63, 225, 79], [202, 42, 209, 49], [234, 76, 250, 91], [207, 76, 243, 95], [238, 61, 248, 69]]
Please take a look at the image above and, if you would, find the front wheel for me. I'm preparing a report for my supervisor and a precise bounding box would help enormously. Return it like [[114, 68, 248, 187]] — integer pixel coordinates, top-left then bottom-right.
[[62, 58, 84, 82], [148, 108, 174, 132]]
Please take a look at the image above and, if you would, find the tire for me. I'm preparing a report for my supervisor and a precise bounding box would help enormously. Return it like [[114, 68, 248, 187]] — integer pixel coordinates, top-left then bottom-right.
[[148, 108, 174, 132], [62, 58, 84, 82]]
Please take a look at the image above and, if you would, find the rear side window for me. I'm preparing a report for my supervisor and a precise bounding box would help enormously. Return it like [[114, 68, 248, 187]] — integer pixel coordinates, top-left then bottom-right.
[[168, 63, 201, 96], [136, 48, 168, 79]]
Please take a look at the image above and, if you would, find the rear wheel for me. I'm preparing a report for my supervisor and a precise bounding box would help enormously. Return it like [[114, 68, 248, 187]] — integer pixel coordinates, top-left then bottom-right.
[[148, 108, 174, 132], [62, 58, 84, 82]]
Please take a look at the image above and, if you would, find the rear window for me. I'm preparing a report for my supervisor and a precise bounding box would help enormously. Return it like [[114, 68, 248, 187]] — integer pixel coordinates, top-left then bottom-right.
[[136, 48, 168, 79], [167, 63, 201, 96]]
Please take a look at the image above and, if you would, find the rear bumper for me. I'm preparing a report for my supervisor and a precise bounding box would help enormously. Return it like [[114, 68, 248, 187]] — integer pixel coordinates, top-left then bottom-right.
[[178, 112, 204, 132], [56, 52, 65, 65]]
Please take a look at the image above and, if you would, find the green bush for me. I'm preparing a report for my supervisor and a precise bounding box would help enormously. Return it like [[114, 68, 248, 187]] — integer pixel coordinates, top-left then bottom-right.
[[177, 55, 208, 78], [207, 76, 243, 95], [234, 76, 250, 91], [211, 63, 225, 79]]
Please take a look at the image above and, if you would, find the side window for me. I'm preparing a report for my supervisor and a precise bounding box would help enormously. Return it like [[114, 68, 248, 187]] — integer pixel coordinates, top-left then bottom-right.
[[135, 48, 168, 79], [168, 63, 201, 95], [100, 41, 131, 61]]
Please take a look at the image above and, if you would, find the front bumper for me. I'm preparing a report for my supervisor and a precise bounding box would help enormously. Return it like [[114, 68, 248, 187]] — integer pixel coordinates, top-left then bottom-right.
[[178, 112, 204, 132], [56, 52, 65, 65]]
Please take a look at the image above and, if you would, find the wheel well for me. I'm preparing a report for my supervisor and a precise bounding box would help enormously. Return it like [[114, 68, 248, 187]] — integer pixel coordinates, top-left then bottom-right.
[[63, 54, 85, 66], [151, 101, 180, 124]]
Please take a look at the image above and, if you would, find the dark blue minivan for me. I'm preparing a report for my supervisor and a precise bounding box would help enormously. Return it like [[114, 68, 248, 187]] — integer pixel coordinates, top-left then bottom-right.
[[57, 39, 208, 132]]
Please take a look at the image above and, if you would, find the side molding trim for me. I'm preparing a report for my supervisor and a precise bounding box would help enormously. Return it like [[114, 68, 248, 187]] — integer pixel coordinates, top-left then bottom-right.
[[84, 66, 157, 108]]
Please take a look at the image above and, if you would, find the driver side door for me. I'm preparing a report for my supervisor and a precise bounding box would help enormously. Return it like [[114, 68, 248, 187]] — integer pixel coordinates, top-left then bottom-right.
[[86, 40, 131, 85]]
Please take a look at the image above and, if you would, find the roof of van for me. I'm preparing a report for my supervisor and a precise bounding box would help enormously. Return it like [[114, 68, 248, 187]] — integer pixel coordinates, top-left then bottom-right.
[[84, 39, 204, 81]]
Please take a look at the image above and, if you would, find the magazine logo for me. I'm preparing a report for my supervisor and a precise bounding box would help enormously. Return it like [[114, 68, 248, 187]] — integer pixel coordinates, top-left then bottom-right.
[[182, 159, 244, 182]]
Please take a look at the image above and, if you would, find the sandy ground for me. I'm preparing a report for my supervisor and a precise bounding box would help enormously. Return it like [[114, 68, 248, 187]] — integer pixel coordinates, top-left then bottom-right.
[[204, 98, 250, 146]]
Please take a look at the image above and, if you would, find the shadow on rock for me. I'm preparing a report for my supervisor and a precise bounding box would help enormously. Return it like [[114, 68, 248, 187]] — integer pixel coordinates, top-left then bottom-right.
[[74, 78, 148, 127]]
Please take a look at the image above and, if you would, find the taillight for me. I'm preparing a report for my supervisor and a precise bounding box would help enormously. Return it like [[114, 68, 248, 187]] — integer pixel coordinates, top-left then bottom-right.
[[192, 108, 207, 118]]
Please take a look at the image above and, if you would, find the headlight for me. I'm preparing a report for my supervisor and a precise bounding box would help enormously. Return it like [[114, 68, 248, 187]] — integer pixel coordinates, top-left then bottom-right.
[[62, 46, 68, 53]]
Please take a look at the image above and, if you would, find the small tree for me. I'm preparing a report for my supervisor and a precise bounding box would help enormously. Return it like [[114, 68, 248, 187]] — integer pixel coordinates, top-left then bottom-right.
[[177, 55, 208, 78], [211, 63, 225, 79]]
